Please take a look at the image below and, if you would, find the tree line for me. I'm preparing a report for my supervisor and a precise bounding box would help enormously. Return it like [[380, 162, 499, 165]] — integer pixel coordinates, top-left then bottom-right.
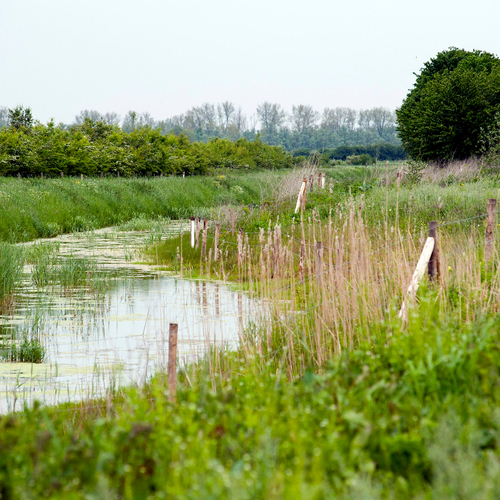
[[0, 108, 293, 177], [0, 103, 400, 153]]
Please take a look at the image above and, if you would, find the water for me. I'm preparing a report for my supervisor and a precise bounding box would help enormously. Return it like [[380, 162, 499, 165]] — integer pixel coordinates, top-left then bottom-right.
[[0, 226, 254, 413]]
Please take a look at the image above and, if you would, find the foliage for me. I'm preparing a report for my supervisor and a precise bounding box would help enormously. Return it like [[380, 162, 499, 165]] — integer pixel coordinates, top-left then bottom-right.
[[345, 153, 376, 165], [0, 121, 292, 177], [2, 309, 500, 497], [319, 143, 406, 163], [0, 243, 24, 307], [397, 47, 500, 161], [0, 335, 45, 363]]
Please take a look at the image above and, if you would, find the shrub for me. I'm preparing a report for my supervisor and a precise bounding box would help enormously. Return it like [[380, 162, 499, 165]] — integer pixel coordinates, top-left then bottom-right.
[[397, 47, 500, 161]]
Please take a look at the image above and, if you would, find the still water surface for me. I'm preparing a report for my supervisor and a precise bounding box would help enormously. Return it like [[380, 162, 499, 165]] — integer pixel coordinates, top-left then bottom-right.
[[0, 227, 253, 413]]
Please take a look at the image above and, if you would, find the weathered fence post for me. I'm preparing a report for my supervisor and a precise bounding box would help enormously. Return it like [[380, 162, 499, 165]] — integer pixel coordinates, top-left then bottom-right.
[[237, 228, 243, 271], [398, 237, 436, 320], [214, 223, 220, 261], [299, 237, 306, 281], [190, 217, 196, 248], [309, 174, 314, 192], [100, 172, 103, 180], [321, 172, 326, 189], [81, 174, 84, 181], [202, 220, 208, 258], [295, 178, 308, 214], [485, 198, 497, 263], [41, 172, 43, 180], [195, 217, 201, 249], [60, 172, 64, 178], [317, 173, 322, 188], [428, 221, 440, 282], [168, 323, 178, 403]]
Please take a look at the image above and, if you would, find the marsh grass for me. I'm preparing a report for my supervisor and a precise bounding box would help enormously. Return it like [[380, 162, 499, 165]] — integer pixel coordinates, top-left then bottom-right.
[[0, 243, 24, 311], [3, 164, 500, 496], [0, 171, 297, 243]]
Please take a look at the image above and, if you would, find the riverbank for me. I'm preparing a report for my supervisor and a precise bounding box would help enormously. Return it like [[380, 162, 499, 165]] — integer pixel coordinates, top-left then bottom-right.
[[3, 160, 500, 497]]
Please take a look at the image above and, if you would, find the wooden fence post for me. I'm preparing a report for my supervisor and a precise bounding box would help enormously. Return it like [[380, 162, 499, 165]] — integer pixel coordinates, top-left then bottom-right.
[[81, 174, 83, 181], [195, 217, 201, 249], [299, 238, 306, 281], [428, 221, 440, 282], [60, 172, 64, 178], [237, 228, 243, 271], [309, 174, 314, 192], [168, 323, 178, 403], [202, 220, 208, 258], [398, 237, 436, 320], [316, 241, 323, 286], [231, 209, 235, 235], [100, 172, 103, 180], [190, 217, 196, 248], [317, 173, 322, 188], [485, 198, 497, 262], [214, 223, 220, 261], [41, 172, 43, 180], [321, 172, 326, 189], [295, 178, 308, 214], [273, 225, 281, 278]]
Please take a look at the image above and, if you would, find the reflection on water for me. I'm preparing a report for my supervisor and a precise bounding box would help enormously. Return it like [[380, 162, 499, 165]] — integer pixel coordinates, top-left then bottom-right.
[[0, 228, 254, 413]]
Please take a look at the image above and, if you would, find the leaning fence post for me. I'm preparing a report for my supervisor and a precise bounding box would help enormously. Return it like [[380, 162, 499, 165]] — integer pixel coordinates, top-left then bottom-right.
[[202, 220, 208, 258], [295, 178, 308, 214], [485, 198, 497, 263], [214, 223, 220, 262], [398, 237, 436, 320], [428, 221, 440, 282], [168, 323, 178, 403], [190, 217, 196, 248]]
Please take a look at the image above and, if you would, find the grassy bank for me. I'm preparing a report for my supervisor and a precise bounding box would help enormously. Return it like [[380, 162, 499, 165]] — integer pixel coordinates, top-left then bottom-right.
[[2, 306, 500, 498], [4, 160, 500, 497], [0, 171, 296, 243]]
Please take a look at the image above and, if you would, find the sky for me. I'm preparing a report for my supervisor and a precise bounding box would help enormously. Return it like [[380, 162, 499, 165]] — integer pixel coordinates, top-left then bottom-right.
[[1, 0, 500, 125]]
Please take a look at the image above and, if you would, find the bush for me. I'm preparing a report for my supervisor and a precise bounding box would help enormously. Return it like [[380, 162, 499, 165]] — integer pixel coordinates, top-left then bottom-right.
[[397, 47, 500, 161], [0, 121, 293, 177]]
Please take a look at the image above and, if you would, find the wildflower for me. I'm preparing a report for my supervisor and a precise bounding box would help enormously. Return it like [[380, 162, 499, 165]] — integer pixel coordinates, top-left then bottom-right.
[[448, 266, 452, 272]]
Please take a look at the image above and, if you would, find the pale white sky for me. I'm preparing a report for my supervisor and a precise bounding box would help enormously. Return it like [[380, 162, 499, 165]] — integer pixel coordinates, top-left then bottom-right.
[[1, 0, 499, 124]]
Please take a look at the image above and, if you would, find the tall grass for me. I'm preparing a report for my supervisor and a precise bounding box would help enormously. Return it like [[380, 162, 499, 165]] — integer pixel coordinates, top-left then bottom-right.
[[0, 243, 24, 310], [3, 162, 500, 496], [0, 171, 304, 243]]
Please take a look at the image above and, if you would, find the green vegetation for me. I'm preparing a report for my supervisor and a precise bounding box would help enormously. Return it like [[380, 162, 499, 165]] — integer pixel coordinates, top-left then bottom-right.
[[0, 335, 45, 363], [0, 172, 285, 243], [3, 162, 500, 496], [0, 112, 292, 177], [397, 47, 500, 161], [0, 243, 24, 310]]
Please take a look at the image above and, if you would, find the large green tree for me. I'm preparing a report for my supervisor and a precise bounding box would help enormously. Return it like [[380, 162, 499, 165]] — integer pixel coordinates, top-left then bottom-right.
[[396, 48, 500, 161]]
